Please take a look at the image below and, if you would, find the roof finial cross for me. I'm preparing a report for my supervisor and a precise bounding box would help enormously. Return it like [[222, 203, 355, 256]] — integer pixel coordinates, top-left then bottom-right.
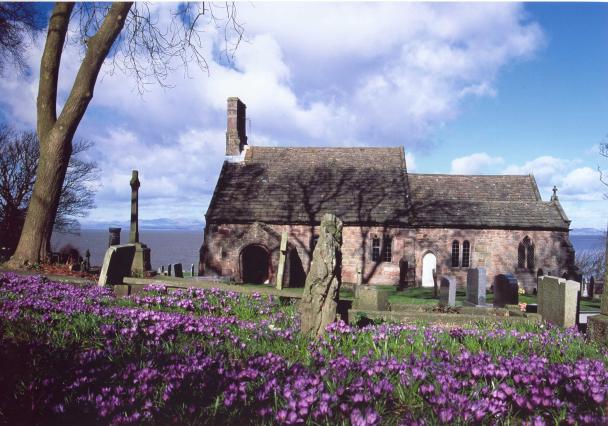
[[551, 185, 558, 201]]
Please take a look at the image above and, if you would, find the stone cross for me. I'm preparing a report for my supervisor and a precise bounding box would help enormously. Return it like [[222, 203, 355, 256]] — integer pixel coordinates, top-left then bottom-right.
[[129, 170, 140, 244]]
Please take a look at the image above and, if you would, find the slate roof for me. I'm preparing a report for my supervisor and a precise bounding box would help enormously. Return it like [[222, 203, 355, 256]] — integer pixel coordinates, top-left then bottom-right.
[[407, 174, 570, 230], [206, 147, 411, 225], [206, 147, 571, 230]]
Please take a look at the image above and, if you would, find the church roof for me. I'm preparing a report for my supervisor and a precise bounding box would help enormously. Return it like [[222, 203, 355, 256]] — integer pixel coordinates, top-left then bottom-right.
[[205, 147, 570, 231], [407, 174, 570, 230], [205, 146, 411, 225]]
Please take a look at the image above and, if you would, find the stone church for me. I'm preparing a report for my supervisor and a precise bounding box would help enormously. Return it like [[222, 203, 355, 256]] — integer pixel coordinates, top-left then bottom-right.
[[199, 97, 576, 291]]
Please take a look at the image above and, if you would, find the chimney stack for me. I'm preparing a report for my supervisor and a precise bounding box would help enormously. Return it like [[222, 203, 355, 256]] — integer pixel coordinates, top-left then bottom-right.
[[226, 97, 247, 156]]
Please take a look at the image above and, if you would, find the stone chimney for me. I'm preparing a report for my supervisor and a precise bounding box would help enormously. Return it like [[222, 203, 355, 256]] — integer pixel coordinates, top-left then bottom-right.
[[226, 97, 247, 156]]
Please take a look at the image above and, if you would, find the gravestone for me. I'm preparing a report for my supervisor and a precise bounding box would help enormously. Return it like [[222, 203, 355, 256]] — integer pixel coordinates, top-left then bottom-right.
[[171, 263, 184, 278], [157, 266, 164, 275], [439, 276, 456, 307], [276, 232, 288, 290], [537, 276, 579, 328], [354, 286, 390, 311], [167, 264, 172, 276], [493, 274, 519, 307], [108, 227, 121, 247], [300, 213, 343, 337], [190, 264, 195, 277], [98, 244, 136, 286], [465, 267, 487, 307]]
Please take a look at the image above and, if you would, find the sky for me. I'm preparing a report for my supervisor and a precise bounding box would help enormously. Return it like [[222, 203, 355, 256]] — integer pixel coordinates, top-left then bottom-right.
[[0, 2, 607, 229]]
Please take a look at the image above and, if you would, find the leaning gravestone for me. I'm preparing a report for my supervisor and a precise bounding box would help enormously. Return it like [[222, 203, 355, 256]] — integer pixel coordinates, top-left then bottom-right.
[[465, 268, 487, 306], [439, 276, 456, 307], [300, 213, 343, 337], [493, 273, 519, 307], [537, 276, 579, 328], [171, 263, 184, 278], [98, 245, 136, 286]]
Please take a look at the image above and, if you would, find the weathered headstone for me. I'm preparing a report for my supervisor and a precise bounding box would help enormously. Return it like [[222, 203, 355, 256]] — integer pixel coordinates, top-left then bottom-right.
[[98, 244, 136, 286], [108, 227, 121, 247], [465, 267, 487, 306], [493, 274, 519, 307], [537, 276, 580, 328], [353, 286, 390, 311], [439, 276, 456, 307], [157, 266, 164, 275], [276, 232, 288, 290], [171, 263, 183, 278], [167, 264, 172, 276], [190, 264, 195, 277], [300, 213, 343, 337]]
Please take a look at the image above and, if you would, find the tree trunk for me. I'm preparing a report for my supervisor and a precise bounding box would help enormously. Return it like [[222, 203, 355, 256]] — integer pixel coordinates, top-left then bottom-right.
[[8, 2, 132, 267], [9, 131, 70, 265]]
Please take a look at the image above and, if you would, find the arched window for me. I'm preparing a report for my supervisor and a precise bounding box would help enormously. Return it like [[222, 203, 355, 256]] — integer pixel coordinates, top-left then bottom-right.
[[462, 240, 470, 268], [382, 237, 393, 262], [451, 240, 460, 267], [526, 243, 535, 270], [518, 242, 526, 269], [371, 237, 381, 262], [518, 236, 534, 271]]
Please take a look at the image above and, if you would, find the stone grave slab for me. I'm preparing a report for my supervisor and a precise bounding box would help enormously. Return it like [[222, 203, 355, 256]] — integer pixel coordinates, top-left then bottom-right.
[[493, 273, 518, 308], [439, 276, 456, 307], [465, 267, 487, 307], [171, 263, 184, 278], [537, 276, 580, 328], [98, 244, 136, 286]]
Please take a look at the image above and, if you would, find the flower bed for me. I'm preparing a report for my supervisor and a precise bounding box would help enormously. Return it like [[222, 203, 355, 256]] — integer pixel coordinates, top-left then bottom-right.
[[0, 272, 607, 425]]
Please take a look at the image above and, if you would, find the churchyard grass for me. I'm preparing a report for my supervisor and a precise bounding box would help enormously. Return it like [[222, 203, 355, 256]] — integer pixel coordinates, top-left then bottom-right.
[[1, 272, 607, 425], [388, 287, 601, 311]]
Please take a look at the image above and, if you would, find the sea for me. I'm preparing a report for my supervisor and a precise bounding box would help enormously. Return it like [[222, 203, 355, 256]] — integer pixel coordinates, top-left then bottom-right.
[[51, 229, 204, 270], [51, 229, 606, 270]]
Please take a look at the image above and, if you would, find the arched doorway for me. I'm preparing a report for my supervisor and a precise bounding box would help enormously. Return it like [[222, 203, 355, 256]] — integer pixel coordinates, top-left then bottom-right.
[[421, 252, 437, 288], [241, 245, 270, 284]]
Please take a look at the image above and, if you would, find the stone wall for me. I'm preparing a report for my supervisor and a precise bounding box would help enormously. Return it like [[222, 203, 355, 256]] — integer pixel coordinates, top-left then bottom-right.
[[414, 228, 572, 292], [200, 222, 572, 290]]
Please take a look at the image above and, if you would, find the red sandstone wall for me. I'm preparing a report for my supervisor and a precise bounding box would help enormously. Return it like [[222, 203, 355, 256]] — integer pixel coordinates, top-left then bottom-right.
[[200, 222, 572, 291], [200, 223, 415, 286], [414, 228, 572, 292]]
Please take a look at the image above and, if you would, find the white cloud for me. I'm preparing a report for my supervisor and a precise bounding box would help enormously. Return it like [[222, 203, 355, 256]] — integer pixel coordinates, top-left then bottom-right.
[[0, 3, 546, 223], [498, 157, 607, 228], [450, 152, 504, 174]]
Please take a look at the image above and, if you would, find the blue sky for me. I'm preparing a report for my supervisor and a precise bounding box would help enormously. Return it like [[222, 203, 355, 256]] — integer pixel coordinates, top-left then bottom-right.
[[0, 2, 606, 229]]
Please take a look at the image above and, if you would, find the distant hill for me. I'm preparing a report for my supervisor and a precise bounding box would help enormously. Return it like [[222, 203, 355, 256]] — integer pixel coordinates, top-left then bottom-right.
[[82, 218, 204, 231], [570, 228, 605, 236]]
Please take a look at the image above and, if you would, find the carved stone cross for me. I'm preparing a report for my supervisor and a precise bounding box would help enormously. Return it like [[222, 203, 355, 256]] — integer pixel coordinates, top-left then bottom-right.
[[129, 170, 140, 244]]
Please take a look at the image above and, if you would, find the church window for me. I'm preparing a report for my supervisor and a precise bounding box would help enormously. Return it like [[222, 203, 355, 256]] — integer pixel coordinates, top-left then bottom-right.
[[451, 240, 460, 267], [372, 237, 381, 262], [382, 237, 393, 262], [518, 242, 526, 268], [462, 240, 470, 268], [518, 236, 534, 271]]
